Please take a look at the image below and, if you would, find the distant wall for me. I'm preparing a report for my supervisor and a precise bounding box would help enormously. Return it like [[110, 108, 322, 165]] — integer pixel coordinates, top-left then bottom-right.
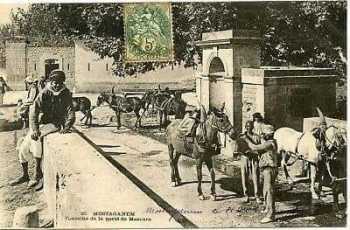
[[27, 46, 75, 90], [5, 42, 75, 90], [5, 42, 26, 90], [74, 42, 115, 93]]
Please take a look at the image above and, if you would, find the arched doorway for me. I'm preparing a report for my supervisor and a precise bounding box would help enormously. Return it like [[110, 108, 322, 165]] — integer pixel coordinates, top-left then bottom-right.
[[45, 59, 59, 78], [208, 57, 226, 109]]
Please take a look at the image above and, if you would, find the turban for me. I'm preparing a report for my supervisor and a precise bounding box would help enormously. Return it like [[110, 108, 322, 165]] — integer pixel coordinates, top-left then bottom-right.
[[262, 124, 274, 135], [252, 112, 263, 120], [49, 70, 66, 83]]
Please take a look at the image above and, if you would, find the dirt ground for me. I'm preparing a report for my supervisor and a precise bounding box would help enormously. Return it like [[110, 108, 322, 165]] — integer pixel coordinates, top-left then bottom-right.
[[0, 129, 48, 227]]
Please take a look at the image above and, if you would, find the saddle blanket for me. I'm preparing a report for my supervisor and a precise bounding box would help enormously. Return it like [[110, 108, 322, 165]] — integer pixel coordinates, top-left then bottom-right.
[[176, 113, 196, 138]]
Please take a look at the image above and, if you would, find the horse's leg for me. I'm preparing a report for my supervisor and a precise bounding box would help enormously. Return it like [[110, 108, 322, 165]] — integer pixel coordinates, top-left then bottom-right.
[[164, 111, 168, 127], [88, 111, 92, 126], [116, 111, 121, 130], [135, 109, 142, 128], [196, 157, 204, 200], [159, 110, 163, 131], [281, 151, 294, 184], [83, 111, 88, 125], [205, 156, 216, 201], [168, 144, 176, 187], [310, 164, 319, 199], [174, 151, 182, 185], [134, 110, 140, 129], [332, 184, 340, 215]]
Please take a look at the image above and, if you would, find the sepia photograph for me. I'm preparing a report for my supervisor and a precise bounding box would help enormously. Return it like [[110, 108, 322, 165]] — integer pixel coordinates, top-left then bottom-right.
[[0, 0, 347, 228]]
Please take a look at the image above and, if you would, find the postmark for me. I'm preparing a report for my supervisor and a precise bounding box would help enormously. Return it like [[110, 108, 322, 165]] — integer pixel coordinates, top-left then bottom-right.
[[124, 3, 174, 62]]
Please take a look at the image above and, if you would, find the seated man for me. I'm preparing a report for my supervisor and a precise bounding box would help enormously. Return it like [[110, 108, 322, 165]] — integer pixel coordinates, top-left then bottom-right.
[[10, 70, 75, 191]]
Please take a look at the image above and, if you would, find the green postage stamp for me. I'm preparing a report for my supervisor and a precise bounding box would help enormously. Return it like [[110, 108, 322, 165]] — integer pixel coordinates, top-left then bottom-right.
[[124, 3, 174, 62]]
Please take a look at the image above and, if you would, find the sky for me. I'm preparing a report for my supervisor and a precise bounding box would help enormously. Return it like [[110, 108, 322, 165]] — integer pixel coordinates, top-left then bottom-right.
[[0, 3, 29, 25]]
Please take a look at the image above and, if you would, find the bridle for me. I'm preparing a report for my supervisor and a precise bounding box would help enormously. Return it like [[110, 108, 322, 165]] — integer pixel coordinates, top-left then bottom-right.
[[208, 113, 234, 134], [325, 125, 345, 152]]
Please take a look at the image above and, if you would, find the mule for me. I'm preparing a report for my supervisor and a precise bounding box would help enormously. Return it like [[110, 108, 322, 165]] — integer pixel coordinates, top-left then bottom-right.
[[96, 92, 145, 129], [146, 91, 187, 130], [274, 126, 346, 199], [72, 97, 93, 126], [166, 106, 236, 200], [158, 96, 187, 130]]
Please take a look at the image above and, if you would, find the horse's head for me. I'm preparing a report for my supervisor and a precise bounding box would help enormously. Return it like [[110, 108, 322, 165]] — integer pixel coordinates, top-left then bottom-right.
[[325, 126, 347, 161], [207, 106, 236, 139], [96, 93, 110, 107]]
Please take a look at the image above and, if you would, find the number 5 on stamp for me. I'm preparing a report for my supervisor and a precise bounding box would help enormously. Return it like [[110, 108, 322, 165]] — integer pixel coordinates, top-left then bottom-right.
[[124, 3, 174, 62]]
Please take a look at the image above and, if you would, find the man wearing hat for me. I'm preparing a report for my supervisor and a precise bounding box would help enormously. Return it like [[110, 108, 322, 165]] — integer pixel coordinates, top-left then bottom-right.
[[10, 70, 75, 191], [25, 75, 39, 104], [252, 112, 266, 140], [243, 124, 278, 223]]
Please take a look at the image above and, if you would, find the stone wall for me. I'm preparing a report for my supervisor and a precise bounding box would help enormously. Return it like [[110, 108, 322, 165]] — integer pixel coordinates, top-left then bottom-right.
[[27, 46, 75, 90], [5, 42, 75, 90], [5, 42, 26, 90], [242, 67, 337, 131], [74, 42, 115, 93]]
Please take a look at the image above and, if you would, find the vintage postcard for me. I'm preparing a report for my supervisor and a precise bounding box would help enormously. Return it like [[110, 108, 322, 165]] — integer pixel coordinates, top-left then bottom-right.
[[0, 1, 347, 229]]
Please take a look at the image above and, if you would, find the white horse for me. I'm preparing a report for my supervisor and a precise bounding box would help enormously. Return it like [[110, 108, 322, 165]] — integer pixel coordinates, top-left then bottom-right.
[[274, 126, 346, 199]]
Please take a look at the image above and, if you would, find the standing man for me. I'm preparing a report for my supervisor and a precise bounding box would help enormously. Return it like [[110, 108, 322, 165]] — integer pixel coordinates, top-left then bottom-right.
[[10, 70, 75, 191], [19, 76, 40, 129], [243, 124, 278, 223], [239, 120, 262, 204], [38, 75, 48, 92], [25, 76, 39, 104], [0, 76, 9, 105]]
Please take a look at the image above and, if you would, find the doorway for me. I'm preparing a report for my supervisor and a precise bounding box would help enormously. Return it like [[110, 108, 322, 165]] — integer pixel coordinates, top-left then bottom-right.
[[45, 59, 59, 78]]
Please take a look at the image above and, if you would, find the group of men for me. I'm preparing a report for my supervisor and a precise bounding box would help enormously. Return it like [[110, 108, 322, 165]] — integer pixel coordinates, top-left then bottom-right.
[[238, 112, 278, 224], [10, 70, 75, 191]]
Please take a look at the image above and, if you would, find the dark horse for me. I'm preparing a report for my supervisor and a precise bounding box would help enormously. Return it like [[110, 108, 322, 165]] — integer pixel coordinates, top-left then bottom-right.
[[72, 97, 93, 126], [166, 105, 236, 200], [96, 92, 145, 129], [145, 90, 187, 130]]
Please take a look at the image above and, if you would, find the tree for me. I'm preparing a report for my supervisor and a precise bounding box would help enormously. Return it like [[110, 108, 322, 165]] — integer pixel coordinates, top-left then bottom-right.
[[4, 2, 346, 80]]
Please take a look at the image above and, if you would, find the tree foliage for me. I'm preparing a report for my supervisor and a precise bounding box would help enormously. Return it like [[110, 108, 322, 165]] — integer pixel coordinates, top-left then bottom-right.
[[4, 2, 346, 80]]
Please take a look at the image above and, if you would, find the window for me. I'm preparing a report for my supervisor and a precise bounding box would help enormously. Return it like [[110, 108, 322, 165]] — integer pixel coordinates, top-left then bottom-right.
[[88, 63, 90, 71], [106, 63, 109, 71], [67, 63, 70, 70], [34, 63, 36, 71], [289, 88, 312, 117]]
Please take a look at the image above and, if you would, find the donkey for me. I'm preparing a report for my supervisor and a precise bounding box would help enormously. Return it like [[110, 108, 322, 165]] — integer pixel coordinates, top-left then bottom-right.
[[96, 92, 145, 129], [72, 96, 93, 126], [151, 91, 187, 130], [166, 105, 236, 200]]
